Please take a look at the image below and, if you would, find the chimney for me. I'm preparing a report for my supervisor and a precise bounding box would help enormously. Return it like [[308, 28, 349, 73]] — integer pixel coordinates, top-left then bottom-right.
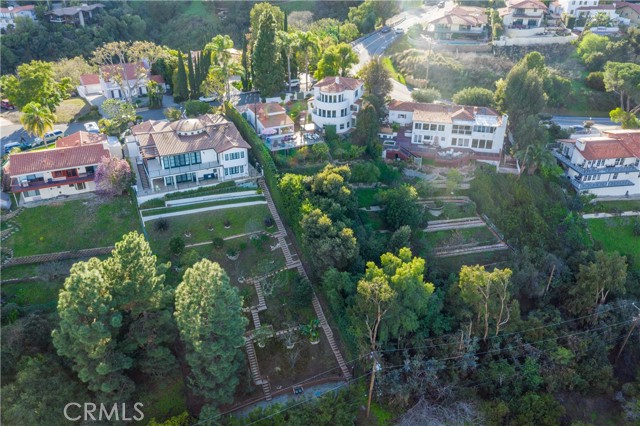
[[335, 76, 340, 84], [473, 106, 478, 116]]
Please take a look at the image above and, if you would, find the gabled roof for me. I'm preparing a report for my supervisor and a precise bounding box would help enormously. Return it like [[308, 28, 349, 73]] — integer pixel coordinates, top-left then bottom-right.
[[430, 6, 488, 26], [5, 144, 109, 176], [80, 73, 100, 86], [506, 0, 547, 10], [56, 131, 107, 148], [46, 3, 104, 16], [577, 136, 635, 161], [248, 103, 294, 128], [388, 101, 502, 124], [132, 114, 251, 158], [150, 75, 165, 84], [314, 76, 363, 93], [602, 129, 640, 158], [616, 2, 640, 14]]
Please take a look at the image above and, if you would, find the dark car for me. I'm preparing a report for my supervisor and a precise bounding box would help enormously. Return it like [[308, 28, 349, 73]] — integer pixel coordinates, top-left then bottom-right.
[[1, 99, 15, 110], [381, 26, 391, 33]]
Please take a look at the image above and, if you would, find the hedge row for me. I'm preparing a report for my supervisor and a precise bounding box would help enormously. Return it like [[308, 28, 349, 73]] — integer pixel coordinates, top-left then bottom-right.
[[224, 102, 287, 221]]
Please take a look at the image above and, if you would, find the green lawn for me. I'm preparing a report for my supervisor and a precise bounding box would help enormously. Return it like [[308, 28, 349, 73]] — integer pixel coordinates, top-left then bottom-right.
[[381, 57, 406, 84], [277, 0, 316, 12], [146, 204, 273, 259], [421, 227, 498, 248], [587, 217, 640, 269], [55, 98, 91, 124], [358, 210, 385, 231], [1, 279, 63, 306], [355, 188, 381, 208], [4, 196, 141, 257]]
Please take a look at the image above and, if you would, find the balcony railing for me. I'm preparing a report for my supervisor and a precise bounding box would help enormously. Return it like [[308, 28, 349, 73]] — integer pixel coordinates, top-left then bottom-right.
[[571, 178, 635, 191], [11, 173, 94, 192], [552, 151, 639, 175], [145, 160, 220, 179]]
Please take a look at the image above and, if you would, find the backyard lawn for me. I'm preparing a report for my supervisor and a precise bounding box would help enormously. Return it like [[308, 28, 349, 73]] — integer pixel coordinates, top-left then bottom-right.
[[146, 204, 274, 260], [582, 200, 640, 214], [587, 217, 640, 269], [355, 187, 381, 208], [4, 196, 141, 257]]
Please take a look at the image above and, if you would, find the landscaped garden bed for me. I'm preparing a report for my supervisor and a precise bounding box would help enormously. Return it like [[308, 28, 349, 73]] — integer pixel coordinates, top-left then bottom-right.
[[424, 201, 477, 220], [140, 195, 266, 217], [417, 227, 500, 255]]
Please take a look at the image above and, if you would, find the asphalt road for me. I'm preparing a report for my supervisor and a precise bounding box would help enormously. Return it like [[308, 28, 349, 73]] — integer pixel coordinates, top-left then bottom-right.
[[551, 115, 616, 128], [351, 2, 454, 102]]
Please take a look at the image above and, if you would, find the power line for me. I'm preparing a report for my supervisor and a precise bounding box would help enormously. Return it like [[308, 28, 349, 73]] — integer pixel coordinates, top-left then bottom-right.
[[193, 318, 635, 426]]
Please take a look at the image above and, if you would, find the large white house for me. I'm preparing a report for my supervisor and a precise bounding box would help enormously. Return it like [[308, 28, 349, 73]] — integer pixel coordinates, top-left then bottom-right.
[[78, 62, 166, 99], [308, 76, 364, 134], [0, 4, 35, 30], [426, 7, 488, 40], [3, 132, 119, 204], [553, 130, 640, 196], [387, 101, 508, 155], [128, 115, 251, 194]]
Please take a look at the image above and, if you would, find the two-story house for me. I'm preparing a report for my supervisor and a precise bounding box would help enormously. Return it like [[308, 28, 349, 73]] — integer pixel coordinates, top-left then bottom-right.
[[45, 3, 104, 27], [3, 132, 118, 204], [78, 63, 166, 99], [0, 4, 35, 31], [500, 0, 548, 37], [387, 101, 508, 155], [553, 129, 640, 196], [246, 102, 295, 149], [426, 7, 488, 40], [308, 76, 364, 134], [557, 0, 598, 17], [617, 2, 640, 26], [127, 114, 251, 194]]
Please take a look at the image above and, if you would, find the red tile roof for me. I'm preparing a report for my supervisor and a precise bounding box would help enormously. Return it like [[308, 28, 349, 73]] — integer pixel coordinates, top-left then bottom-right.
[[430, 6, 488, 26], [248, 103, 294, 128], [150, 74, 165, 84], [577, 137, 635, 161], [0, 5, 35, 13], [100, 62, 149, 82], [6, 144, 110, 176], [617, 2, 640, 14], [506, 0, 547, 10], [80, 74, 100, 85], [602, 129, 640, 158], [314, 76, 363, 93], [56, 131, 107, 148]]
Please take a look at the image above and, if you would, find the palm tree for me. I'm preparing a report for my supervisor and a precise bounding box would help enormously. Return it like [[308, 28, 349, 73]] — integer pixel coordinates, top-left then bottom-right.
[[297, 31, 318, 91], [515, 143, 555, 176], [278, 31, 299, 91], [20, 102, 55, 141], [204, 35, 235, 101]]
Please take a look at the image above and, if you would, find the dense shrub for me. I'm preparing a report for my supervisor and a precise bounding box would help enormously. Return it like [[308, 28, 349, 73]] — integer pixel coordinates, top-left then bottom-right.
[[411, 87, 441, 103], [169, 237, 185, 255], [154, 218, 170, 232], [584, 71, 605, 91]]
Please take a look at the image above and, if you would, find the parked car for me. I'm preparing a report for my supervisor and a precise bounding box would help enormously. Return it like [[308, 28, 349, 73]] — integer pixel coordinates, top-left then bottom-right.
[[394, 27, 404, 34], [381, 26, 391, 33], [199, 95, 217, 103], [84, 122, 100, 134], [33, 129, 64, 145], [1, 99, 15, 110], [3, 142, 30, 154], [289, 79, 301, 87], [437, 1, 445, 7]]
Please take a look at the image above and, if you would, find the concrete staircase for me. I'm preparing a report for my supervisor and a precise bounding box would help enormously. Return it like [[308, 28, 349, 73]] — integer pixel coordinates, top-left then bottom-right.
[[136, 163, 150, 190], [251, 309, 261, 329]]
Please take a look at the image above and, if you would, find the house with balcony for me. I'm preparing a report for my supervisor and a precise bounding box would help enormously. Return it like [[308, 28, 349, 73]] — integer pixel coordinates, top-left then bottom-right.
[[46, 3, 104, 27], [127, 115, 251, 196], [308, 76, 364, 134], [0, 4, 35, 31], [617, 2, 640, 26], [426, 7, 488, 40], [3, 132, 116, 204], [553, 130, 640, 196], [500, 0, 549, 37], [78, 63, 166, 99], [387, 100, 508, 156], [246, 103, 295, 150]]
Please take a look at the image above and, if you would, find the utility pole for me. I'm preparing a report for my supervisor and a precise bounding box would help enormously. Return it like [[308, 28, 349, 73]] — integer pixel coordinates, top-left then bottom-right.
[[615, 303, 640, 363]]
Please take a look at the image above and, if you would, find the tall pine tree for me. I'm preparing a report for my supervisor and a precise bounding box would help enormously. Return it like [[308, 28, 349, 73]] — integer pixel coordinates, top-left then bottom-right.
[[175, 259, 248, 405], [252, 10, 284, 97], [187, 52, 198, 100], [241, 36, 251, 91], [175, 52, 190, 103]]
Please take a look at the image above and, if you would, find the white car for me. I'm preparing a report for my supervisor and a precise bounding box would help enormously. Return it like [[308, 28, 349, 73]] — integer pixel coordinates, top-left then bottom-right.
[[34, 129, 64, 145], [84, 122, 100, 134], [199, 95, 218, 103], [394, 27, 404, 34]]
